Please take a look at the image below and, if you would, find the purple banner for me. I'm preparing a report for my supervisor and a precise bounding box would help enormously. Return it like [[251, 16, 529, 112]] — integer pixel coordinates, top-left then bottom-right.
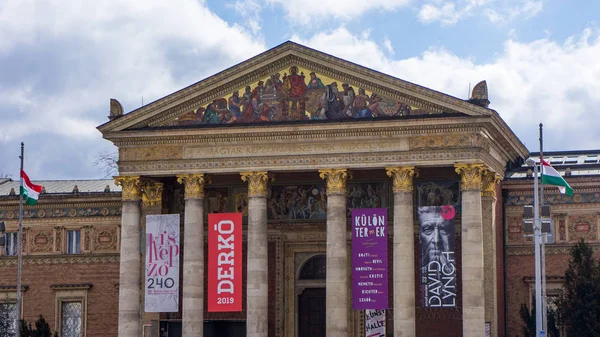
[[352, 208, 388, 310]]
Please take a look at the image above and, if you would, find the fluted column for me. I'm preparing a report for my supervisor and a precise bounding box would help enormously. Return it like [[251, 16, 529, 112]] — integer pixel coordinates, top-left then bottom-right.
[[454, 164, 486, 337], [114, 176, 142, 337], [386, 167, 418, 337], [319, 169, 349, 337], [177, 174, 209, 337], [140, 180, 164, 327], [241, 171, 271, 337], [482, 170, 501, 337]]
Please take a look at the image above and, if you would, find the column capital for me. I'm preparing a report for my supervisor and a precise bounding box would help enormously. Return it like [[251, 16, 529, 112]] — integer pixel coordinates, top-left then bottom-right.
[[319, 169, 349, 195], [454, 164, 486, 190], [114, 176, 141, 201], [176, 174, 209, 199], [240, 171, 272, 197], [141, 180, 164, 207], [386, 166, 419, 193], [481, 170, 502, 198]]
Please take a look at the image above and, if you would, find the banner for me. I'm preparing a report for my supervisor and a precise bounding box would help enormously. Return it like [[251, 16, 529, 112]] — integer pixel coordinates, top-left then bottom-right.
[[365, 309, 386, 337], [352, 208, 388, 310], [145, 214, 180, 312], [208, 213, 242, 312], [418, 205, 457, 308]]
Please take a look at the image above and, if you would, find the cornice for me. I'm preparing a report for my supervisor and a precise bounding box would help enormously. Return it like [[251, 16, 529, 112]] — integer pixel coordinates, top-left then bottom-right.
[[507, 243, 600, 256]]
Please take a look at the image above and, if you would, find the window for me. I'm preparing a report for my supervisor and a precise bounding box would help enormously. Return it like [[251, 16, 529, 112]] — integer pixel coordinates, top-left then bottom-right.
[[67, 230, 81, 254], [61, 302, 82, 337], [4, 232, 17, 256], [0, 302, 17, 335]]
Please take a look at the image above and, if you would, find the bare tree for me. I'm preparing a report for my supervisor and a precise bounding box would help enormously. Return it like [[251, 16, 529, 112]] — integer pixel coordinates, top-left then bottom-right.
[[94, 151, 119, 178]]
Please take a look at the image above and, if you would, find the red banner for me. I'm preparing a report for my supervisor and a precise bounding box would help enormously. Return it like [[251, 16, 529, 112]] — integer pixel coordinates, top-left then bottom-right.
[[208, 213, 242, 312]]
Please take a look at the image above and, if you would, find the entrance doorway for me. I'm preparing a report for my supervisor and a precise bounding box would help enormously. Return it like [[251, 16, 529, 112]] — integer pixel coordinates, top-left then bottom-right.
[[298, 288, 326, 337]]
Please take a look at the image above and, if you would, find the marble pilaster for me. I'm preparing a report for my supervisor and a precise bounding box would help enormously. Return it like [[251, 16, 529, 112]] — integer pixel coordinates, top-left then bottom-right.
[[177, 174, 209, 337], [482, 170, 501, 337], [241, 171, 271, 337], [386, 167, 418, 337], [455, 164, 486, 337], [114, 176, 142, 337], [319, 169, 349, 337]]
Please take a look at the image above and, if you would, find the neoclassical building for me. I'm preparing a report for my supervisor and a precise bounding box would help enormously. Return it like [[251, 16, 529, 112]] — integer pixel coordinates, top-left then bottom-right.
[[1, 42, 597, 337]]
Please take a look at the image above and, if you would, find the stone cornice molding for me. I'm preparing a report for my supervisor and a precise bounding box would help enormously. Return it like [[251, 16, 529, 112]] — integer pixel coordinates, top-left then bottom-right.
[[0, 254, 120, 266], [385, 166, 418, 193], [319, 169, 349, 195], [176, 174, 209, 199], [455, 163, 486, 190], [114, 176, 141, 201], [240, 172, 272, 197]]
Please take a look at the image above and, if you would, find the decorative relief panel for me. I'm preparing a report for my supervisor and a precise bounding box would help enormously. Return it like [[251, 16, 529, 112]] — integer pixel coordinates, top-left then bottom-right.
[[94, 227, 119, 252], [83, 225, 93, 253], [29, 229, 54, 254], [558, 216, 567, 242], [120, 146, 183, 161], [54, 226, 64, 254], [568, 215, 598, 242], [507, 217, 524, 244]]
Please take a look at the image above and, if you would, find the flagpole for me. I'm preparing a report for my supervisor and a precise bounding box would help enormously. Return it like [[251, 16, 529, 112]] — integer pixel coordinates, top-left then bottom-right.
[[16, 142, 24, 337], [539, 123, 547, 334]]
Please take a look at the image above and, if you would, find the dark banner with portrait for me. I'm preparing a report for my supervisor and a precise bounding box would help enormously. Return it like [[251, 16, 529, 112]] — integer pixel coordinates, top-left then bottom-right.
[[418, 205, 457, 308]]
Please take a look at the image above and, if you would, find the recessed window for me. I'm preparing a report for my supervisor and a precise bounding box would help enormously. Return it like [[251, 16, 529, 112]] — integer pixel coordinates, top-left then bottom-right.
[[4, 232, 17, 256], [61, 301, 83, 337], [67, 230, 81, 255], [0, 302, 18, 335]]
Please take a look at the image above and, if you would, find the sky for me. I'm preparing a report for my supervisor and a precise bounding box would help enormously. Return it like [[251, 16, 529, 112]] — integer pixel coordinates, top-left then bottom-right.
[[1, 0, 599, 180]]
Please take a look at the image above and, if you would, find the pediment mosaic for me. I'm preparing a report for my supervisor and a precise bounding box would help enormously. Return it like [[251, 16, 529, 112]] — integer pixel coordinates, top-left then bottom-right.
[[162, 65, 436, 127]]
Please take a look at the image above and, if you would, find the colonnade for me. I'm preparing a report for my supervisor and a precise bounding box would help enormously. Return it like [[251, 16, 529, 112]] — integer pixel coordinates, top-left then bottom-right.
[[114, 163, 500, 337]]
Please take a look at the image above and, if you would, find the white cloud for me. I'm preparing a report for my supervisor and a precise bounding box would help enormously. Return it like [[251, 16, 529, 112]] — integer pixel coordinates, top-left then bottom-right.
[[418, 0, 544, 26], [293, 26, 600, 151], [0, 0, 265, 179], [238, 0, 412, 26], [383, 37, 395, 55]]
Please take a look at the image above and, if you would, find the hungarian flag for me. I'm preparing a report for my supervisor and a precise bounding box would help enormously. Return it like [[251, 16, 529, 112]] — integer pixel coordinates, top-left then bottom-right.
[[541, 160, 574, 196], [20, 170, 43, 206]]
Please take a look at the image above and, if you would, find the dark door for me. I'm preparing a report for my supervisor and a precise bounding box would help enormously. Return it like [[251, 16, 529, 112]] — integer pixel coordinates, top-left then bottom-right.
[[298, 288, 326, 337]]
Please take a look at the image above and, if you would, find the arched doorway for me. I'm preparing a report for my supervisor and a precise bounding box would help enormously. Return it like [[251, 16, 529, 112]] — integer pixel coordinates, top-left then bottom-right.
[[296, 254, 326, 337]]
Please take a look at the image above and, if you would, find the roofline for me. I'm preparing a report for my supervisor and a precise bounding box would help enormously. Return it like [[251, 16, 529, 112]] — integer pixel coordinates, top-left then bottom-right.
[[529, 149, 600, 157]]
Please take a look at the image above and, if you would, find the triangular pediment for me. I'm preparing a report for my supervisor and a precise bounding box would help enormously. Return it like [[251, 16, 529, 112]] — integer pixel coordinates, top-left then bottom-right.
[[98, 41, 492, 133]]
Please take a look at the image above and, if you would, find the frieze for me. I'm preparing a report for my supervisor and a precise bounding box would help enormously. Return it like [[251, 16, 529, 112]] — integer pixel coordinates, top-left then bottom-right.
[[505, 192, 600, 206], [409, 133, 488, 150], [0, 254, 120, 266], [0, 207, 122, 220], [120, 146, 183, 161], [118, 149, 504, 177], [507, 244, 600, 256], [184, 139, 407, 159]]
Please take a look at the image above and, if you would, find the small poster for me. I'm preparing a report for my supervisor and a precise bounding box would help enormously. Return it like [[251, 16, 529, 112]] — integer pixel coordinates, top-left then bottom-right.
[[365, 309, 386, 337], [145, 214, 180, 312], [352, 208, 388, 310]]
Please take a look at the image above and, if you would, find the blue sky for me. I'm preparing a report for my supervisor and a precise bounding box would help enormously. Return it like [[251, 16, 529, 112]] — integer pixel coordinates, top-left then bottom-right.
[[0, 0, 599, 180]]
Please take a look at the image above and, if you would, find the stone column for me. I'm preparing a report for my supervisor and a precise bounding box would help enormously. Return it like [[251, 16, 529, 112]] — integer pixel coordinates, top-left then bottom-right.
[[386, 167, 418, 337], [114, 176, 142, 337], [177, 174, 209, 337], [241, 171, 271, 337], [140, 180, 164, 328], [482, 170, 501, 337], [454, 164, 486, 337], [319, 169, 349, 337]]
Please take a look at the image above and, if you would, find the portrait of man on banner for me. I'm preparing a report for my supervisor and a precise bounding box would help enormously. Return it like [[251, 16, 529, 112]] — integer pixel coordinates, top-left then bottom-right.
[[418, 205, 457, 308]]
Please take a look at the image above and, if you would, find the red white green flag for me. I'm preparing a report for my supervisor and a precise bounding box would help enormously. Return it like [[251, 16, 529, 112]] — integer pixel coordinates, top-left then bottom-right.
[[541, 160, 574, 196], [20, 170, 43, 206]]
